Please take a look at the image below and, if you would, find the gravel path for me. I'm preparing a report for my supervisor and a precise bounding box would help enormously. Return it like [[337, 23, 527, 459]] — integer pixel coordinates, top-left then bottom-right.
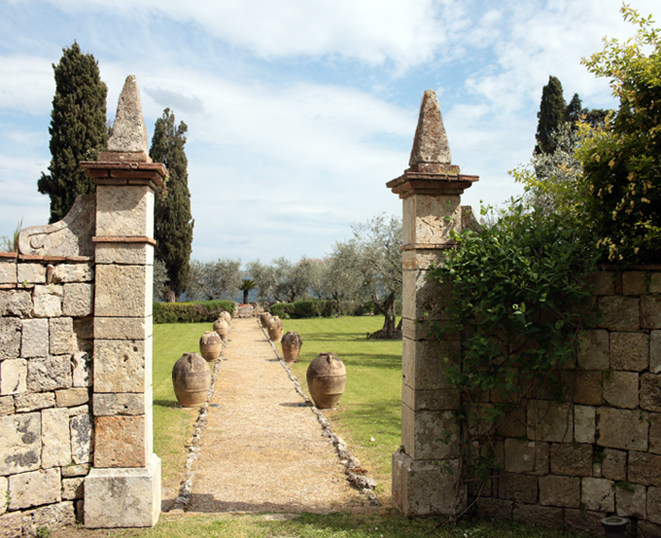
[[183, 317, 366, 513]]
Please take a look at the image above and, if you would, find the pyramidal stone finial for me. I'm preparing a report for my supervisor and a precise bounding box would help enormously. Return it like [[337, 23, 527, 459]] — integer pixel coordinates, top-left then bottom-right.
[[408, 89, 452, 169], [103, 75, 151, 163]]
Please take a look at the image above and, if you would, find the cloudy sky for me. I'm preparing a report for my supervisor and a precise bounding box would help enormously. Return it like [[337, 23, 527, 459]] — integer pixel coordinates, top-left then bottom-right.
[[0, 0, 657, 264]]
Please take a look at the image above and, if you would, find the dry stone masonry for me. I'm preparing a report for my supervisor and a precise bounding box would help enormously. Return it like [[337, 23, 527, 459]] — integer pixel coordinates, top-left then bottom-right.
[[0, 75, 163, 535]]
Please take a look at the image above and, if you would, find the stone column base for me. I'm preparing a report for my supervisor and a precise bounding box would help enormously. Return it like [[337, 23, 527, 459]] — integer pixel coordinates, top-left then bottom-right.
[[392, 447, 461, 516], [84, 453, 161, 528]]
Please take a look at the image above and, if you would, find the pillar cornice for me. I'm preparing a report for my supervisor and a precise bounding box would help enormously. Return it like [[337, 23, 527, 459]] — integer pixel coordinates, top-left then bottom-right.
[[81, 161, 166, 190], [387, 170, 479, 199]]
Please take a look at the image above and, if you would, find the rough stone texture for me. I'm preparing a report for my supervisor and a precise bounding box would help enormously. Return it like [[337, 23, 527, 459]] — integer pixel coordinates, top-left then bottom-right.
[[504, 438, 549, 474], [0, 395, 14, 416], [41, 407, 71, 468], [642, 295, 661, 329], [526, 401, 572, 443], [648, 486, 661, 525], [94, 316, 151, 340], [68, 404, 89, 416], [651, 414, 661, 455], [623, 271, 647, 295], [616, 482, 647, 518], [402, 270, 452, 321], [84, 454, 161, 528], [474, 497, 513, 519], [95, 243, 154, 265], [598, 295, 639, 331], [402, 195, 462, 246], [0, 412, 40, 475], [55, 387, 89, 407], [495, 405, 526, 438], [49, 316, 74, 355], [408, 89, 451, 166], [0, 289, 32, 317], [497, 473, 537, 504], [93, 392, 146, 416], [639, 520, 661, 537], [51, 263, 93, 283], [0, 259, 17, 285], [17, 263, 46, 284], [95, 264, 152, 317], [564, 508, 607, 537], [401, 405, 459, 460], [70, 413, 93, 464], [95, 185, 154, 238], [629, 451, 661, 486], [21, 501, 75, 537], [94, 415, 147, 468], [0, 318, 21, 360], [550, 443, 593, 477], [402, 337, 459, 391], [94, 339, 147, 393], [62, 282, 93, 317], [582, 477, 615, 512], [602, 448, 627, 481], [27, 355, 72, 392], [62, 476, 85, 500], [106, 75, 150, 154], [603, 370, 640, 408], [611, 331, 649, 371], [574, 405, 596, 443], [20, 318, 49, 358], [0, 511, 22, 538], [61, 463, 90, 478], [652, 330, 661, 374], [0, 476, 6, 516], [8, 468, 60, 510], [32, 284, 63, 318], [72, 351, 92, 388], [511, 504, 564, 531], [641, 373, 661, 413], [597, 407, 649, 451], [539, 475, 580, 508], [14, 392, 55, 413], [0, 358, 27, 395], [573, 370, 604, 405]]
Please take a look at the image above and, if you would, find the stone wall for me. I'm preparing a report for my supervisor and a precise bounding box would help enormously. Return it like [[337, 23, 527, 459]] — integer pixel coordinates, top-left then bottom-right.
[[0, 254, 94, 535], [472, 268, 661, 536]]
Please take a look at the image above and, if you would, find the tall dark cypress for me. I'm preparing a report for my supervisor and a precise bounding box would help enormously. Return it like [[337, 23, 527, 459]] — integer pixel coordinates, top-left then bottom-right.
[[38, 42, 108, 223], [150, 109, 194, 302], [534, 76, 567, 155]]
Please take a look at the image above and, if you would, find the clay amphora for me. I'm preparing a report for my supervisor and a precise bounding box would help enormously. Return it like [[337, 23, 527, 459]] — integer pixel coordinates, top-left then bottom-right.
[[272, 315, 283, 330], [281, 331, 302, 363], [199, 331, 223, 363], [219, 311, 231, 324], [266, 317, 283, 342], [172, 352, 210, 407], [306, 352, 346, 409], [260, 312, 272, 328], [213, 318, 229, 341]]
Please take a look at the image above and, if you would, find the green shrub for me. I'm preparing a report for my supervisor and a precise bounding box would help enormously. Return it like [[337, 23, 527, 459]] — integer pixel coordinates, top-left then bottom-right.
[[153, 300, 234, 323], [269, 303, 289, 318]]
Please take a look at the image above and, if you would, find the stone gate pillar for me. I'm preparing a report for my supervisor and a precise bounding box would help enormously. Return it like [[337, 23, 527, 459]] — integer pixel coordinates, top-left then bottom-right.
[[81, 76, 164, 528], [387, 90, 478, 516]]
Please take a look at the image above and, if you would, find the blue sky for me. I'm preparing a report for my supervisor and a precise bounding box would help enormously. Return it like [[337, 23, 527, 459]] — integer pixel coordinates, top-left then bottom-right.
[[0, 0, 657, 264]]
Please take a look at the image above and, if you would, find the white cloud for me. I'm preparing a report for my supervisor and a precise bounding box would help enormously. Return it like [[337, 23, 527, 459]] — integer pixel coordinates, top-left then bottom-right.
[[0, 55, 54, 114]]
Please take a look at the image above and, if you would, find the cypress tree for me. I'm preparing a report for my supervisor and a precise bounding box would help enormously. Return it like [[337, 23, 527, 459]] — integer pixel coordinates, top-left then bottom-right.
[[534, 75, 567, 155], [566, 93, 583, 128], [150, 108, 194, 303], [38, 42, 108, 223]]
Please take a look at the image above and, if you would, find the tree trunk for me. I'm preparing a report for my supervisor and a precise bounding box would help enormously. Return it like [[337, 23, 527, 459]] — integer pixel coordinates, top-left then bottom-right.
[[243, 289, 249, 304], [369, 292, 401, 339], [167, 286, 176, 304]]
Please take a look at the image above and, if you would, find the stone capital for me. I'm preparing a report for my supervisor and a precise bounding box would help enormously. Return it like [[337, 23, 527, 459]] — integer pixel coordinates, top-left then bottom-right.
[[387, 170, 479, 199]]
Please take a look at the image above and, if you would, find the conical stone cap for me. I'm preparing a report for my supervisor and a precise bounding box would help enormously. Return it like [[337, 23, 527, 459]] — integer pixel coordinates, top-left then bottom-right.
[[408, 89, 452, 170], [102, 75, 151, 162]]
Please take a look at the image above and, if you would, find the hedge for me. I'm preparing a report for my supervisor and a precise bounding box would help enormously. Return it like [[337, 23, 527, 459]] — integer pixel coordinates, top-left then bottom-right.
[[153, 300, 235, 324], [268, 299, 371, 319]]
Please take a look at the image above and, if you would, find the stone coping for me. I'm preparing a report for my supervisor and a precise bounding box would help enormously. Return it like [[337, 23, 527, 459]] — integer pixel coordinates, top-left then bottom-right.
[[80, 161, 166, 189], [0, 252, 92, 262], [387, 171, 479, 198], [92, 236, 157, 246]]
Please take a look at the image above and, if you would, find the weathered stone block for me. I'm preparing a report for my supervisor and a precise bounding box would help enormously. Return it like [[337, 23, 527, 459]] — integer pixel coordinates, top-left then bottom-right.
[[62, 476, 84, 500], [639, 521, 661, 536], [93, 392, 147, 416], [8, 468, 60, 510], [527, 400, 572, 443], [68, 404, 89, 416], [402, 249, 446, 271], [512, 504, 563, 531], [603, 371, 639, 408], [95, 184, 154, 238], [32, 284, 63, 317], [615, 482, 647, 518], [61, 463, 90, 478], [550, 443, 593, 476], [590, 271, 615, 295], [539, 475, 580, 508], [573, 370, 604, 405], [642, 295, 661, 329], [402, 194, 462, 246], [42, 407, 72, 468], [648, 486, 661, 525], [602, 448, 627, 481], [641, 373, 661, 413], [0, 395, 13, 416], [0, 318, 21, 360], [0, 289, 32, 317], [577, 329, 610, 370], [495, 405, 526, 438], [629, 451, 661, 486], [94, 316, 151, 340], [17, 263, 46, 284], [62, 283, 93, 317], [504, 438, 549, 474], [622, 271, 647, 295], [574, 405, 596, 444], [20, 318, 48, 358], [0, 511, 22, 537], [564, 509, 607, 537], [401, 317, 436, 340], [94, 339, 147, 393], [582, 477, 614, 512], [651, 273, 661, 293], [27, 355, 72, 392], [49, 317, 74, 355], [401, 404, 459, 460], [0, 476, 6, 516], [652, 330, 661, 374], [95, 415, 147, 468], [84, 453, 161, 528], [55, 387, 89, 407], [70, 413, 93, 464], [597, 407, 648, 451], [51, 263, 93, 283], [22, 501, 75, 537], [402, 337, 459, 391], [72, 351, 92, 388], [0, 358, 27, 395], [402, 269, 449, 321], [475, 497, 513, 519], [497, 473, 537, 504], [611, 332, 649, 371], [95, 264, 152, 318], [95, 242, 154, 265], [651, 413, 661, 455], [0, 258, 17, 285], [598, 296, 639, 331], [14, 391, 55, 412]]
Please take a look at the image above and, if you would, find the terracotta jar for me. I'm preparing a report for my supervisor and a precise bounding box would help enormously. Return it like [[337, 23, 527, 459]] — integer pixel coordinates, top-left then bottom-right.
[[172, 352, 210, 407], [281, 331, 302, 363], [213, 318, 229, 341], [259, 312, 272, 328], [272, 315, 283, 330], [199, 331, 223, 363], [266, 317, 283, 342], [219, 311, 231, 324], [306, 352, 346, 409]]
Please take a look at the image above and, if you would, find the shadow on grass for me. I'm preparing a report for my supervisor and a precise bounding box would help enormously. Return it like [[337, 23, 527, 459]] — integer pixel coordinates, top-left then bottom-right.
[[154, 399, 180, 408]]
